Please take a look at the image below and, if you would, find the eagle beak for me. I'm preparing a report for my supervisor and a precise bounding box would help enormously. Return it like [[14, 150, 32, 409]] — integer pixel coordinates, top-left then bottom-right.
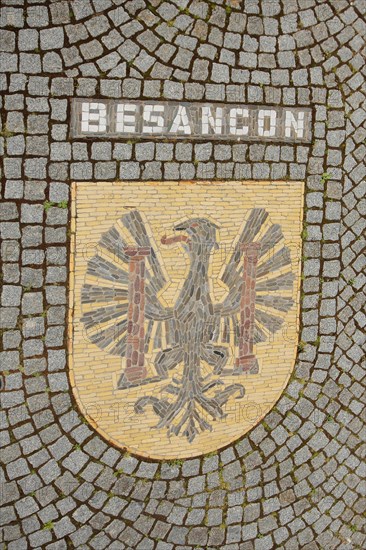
[[161, 233, 190, 246], [161, 222, 190, 246]]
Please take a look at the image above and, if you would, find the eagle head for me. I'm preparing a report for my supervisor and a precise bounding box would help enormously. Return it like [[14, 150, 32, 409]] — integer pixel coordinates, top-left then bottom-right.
[[161, 218, 219, 255]]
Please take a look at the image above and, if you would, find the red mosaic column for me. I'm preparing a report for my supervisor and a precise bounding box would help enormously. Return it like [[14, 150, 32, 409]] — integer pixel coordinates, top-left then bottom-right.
[[121, 246, 150, 385], [235, 242, 261, 374]]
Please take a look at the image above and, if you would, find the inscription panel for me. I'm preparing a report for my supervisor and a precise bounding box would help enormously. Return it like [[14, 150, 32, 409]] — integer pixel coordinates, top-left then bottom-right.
[[71, 99, 312, 143]]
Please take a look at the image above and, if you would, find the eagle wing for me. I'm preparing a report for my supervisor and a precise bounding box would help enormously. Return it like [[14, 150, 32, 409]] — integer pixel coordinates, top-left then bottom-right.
[[80, 210, 175, 357], [214, 208, 295, 345]]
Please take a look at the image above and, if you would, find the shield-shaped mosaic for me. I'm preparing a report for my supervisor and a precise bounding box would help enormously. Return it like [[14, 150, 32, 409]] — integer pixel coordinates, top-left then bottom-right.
[[69, 180, 304, 459]]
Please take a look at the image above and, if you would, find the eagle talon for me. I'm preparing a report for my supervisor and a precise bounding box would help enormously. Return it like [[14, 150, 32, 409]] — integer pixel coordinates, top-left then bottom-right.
[[202, 380, 225, 393], [164, 384, 180, 395]]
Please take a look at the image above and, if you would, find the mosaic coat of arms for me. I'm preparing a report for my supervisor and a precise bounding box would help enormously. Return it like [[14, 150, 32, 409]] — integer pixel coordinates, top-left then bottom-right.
[[69, 181, 303, 459]]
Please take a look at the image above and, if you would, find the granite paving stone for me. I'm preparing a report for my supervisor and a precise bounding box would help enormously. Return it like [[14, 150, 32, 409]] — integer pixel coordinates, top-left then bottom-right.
[[0, 2, 365, 549]]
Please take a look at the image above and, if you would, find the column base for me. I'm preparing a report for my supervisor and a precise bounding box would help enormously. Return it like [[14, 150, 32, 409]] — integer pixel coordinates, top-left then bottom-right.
[[118, 370, 164, 390], [117, 367, 147, 389], [221, 355, 259, 376], [222, 355, 259, 375], [235, 355, 259, 374]]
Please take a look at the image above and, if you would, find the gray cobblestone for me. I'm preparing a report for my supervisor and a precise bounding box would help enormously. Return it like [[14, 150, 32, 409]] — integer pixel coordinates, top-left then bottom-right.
[[119, 162, 140, 180], [0, 3, 364, 549]]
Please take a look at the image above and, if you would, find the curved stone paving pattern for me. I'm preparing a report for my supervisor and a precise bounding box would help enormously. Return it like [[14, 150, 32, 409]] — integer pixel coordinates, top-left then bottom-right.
[[0, 0, 365, 548]]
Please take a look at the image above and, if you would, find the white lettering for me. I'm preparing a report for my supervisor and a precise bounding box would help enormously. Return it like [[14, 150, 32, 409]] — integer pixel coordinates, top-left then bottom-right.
[[202, 106, 223, 135], [285, 111, 305, 138], [142, 105, 165, 134], [169, 106, 191, 134], [258, 109, 277, 137], [116, 104, 137, 133], [74, 100, 311, 142], [81, 102, 107, 133], [229, 108, 249, 136]]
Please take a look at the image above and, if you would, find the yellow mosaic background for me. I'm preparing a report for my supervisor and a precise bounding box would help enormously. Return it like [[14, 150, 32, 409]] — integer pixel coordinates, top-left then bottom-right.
[[69, 180, 304, 459]]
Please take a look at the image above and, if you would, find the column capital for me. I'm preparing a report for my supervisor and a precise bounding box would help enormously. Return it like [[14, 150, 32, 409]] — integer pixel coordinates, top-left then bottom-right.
[[240, 242, 261, 260], [123, 246, 151, 259]]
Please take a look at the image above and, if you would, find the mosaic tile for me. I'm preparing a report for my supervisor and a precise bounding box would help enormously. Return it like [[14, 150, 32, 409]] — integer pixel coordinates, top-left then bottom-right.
[[1, 1, 365, 547], [71, 180, 303, 459]]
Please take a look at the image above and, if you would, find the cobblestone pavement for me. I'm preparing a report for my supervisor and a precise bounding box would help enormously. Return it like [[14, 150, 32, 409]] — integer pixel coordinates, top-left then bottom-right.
[[1, 1, 365, 549]]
